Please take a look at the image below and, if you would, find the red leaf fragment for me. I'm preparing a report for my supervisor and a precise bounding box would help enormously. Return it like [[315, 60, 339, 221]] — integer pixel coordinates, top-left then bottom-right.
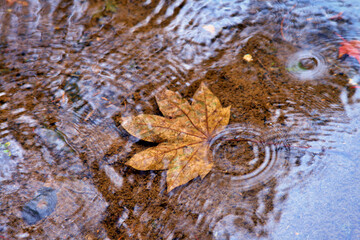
[[336, 33, 360, 64]]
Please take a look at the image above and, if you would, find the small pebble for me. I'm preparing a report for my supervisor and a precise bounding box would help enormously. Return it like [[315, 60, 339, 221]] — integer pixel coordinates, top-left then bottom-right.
[[243, 54, 253, 62]]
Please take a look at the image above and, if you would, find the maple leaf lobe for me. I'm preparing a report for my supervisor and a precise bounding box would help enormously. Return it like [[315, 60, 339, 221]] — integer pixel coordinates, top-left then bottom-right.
[[155, 89, 191, 118]]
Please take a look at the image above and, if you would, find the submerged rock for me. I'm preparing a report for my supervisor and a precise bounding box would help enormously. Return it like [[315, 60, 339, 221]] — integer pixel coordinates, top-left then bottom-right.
[[21, 187, 57, 225]]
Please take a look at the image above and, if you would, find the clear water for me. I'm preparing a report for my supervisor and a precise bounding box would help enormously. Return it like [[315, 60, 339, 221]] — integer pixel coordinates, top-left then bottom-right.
[[0, 0, 359, 239]]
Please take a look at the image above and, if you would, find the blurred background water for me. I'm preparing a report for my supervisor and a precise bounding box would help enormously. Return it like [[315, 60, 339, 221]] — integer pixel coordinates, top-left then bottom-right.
[[0, 0, 359, 239]]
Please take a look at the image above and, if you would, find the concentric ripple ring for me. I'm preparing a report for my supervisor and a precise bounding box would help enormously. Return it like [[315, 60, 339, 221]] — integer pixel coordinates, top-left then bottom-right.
[[210, 124, 288, 190], [286, 50, 327, 80]]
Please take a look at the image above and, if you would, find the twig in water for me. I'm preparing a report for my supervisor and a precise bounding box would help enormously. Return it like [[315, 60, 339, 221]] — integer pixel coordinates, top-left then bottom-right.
[[281, 4, 297, 40]]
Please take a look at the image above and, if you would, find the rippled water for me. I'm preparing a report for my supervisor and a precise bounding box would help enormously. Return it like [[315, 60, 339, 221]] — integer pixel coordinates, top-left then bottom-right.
[[1, 0, 360, 239]]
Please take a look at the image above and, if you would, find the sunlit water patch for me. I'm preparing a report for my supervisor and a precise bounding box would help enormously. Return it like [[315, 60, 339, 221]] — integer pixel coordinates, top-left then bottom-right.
[[161, 0, 250, 64]]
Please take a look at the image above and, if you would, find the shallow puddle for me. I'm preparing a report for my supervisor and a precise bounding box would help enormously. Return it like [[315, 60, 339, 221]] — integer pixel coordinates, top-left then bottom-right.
[[1, 0, 360, 239]]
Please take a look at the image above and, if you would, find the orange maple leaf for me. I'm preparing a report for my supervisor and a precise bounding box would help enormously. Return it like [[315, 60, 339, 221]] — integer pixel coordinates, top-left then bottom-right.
[[336, 33, 360, 64], [121, 83, 230, 192]]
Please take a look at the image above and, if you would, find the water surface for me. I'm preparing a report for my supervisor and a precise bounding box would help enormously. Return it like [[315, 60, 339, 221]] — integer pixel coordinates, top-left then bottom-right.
[[1, 0, 359, 239]]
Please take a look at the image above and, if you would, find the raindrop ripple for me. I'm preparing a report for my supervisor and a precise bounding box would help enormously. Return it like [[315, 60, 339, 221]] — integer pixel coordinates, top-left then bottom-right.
[[210, 124, 289, 190]]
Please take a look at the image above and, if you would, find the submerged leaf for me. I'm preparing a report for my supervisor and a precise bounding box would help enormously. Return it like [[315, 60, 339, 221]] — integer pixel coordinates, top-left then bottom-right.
[[121, 83, 230, 192], [336, 33, 360, 64]]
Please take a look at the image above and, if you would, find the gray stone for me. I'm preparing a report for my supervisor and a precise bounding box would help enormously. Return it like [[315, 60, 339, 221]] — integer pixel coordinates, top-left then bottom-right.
[[21, 187, 57, 225]]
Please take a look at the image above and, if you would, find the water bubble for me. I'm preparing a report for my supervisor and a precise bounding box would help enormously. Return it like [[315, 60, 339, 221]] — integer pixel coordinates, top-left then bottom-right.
[[286, 50, 327, 80]]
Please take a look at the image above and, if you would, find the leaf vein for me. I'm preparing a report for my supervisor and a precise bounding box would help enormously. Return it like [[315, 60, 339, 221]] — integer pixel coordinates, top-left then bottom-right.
[[137, 122, 206, 140], [169, 100, 208, 137]]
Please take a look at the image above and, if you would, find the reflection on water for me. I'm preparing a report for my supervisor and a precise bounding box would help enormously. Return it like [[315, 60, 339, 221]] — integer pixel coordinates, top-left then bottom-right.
[[1, 0, 360, 239]]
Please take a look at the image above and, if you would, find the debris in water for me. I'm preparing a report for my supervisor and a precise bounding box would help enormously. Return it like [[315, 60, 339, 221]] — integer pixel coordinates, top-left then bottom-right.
[[336, 33, 360, 65], [202, 24, 216, 34], [243, 54, 253, 62]]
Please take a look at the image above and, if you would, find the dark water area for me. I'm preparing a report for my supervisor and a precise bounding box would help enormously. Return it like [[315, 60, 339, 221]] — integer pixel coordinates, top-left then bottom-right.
[[1, 0, 360, 239]]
